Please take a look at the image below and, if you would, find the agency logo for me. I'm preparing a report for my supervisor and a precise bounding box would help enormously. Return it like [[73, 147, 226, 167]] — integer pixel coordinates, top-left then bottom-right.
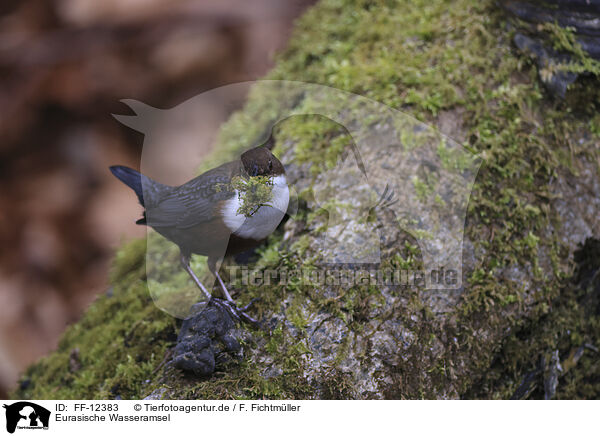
[[2, 402, 50, 434], [113, 80, 481, 318]]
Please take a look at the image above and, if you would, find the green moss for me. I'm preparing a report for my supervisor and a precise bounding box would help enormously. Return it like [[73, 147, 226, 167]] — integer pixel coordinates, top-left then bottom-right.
[[274, 114, 351, 176], [109, 237, 146, 282], [222, 175, 275, 217], [538, 22, 600, 76], [145, 233, 212, 318], [411, 174, 437, 202], [390, 242, 422, 270], [437, 141, 479, 173], [464, 238, 600, 399]]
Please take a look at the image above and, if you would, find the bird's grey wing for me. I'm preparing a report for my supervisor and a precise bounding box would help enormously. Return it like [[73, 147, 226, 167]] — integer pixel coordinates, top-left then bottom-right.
[[144, 164, 237, 229]]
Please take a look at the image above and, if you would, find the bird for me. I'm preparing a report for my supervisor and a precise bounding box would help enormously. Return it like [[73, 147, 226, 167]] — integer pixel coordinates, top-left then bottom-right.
[[109, 146, 289, 324]]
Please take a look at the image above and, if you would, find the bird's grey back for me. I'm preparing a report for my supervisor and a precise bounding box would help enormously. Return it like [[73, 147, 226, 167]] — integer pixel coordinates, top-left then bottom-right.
[[144, 161, 239, 229]]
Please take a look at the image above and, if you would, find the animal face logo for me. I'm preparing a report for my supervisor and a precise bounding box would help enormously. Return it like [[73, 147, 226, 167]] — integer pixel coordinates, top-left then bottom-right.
[[113, 80, 481, 318], [3, 402, 50, 433]]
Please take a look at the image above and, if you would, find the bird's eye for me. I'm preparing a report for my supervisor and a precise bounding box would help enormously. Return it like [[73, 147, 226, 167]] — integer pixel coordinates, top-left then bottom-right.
[[268, 159, 273, 171]]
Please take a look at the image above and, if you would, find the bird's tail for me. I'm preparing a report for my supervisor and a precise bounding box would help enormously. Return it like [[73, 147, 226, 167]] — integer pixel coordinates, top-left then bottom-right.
[[109, 165, 159, 207]]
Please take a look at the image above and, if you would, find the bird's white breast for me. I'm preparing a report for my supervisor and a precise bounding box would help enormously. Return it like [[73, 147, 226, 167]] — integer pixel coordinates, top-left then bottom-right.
[[221, 175, 289, 240]]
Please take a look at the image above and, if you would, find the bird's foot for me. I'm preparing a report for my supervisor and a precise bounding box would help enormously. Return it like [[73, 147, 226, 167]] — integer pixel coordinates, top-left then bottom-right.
[[209, 297, 260, 328]]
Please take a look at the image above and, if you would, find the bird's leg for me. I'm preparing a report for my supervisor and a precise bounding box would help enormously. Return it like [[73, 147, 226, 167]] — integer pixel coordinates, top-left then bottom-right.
[[214, 270, 235, 303], [180, 254, 246, 322], [180, 253, 212, 300], [207, 258, 259, 326], [207, 257, 235, 302]]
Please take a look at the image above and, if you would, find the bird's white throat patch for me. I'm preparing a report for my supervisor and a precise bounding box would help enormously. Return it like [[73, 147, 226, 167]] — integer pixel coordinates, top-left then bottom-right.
[[221, 175, 289, 240]]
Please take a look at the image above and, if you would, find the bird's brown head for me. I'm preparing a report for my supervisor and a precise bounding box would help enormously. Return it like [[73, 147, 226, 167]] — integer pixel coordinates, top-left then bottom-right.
[[241, 147, 285, 177]]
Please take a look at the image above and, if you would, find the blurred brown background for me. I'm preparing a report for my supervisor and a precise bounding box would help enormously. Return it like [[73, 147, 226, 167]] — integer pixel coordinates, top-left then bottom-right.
[[0, 0, 316, 398]]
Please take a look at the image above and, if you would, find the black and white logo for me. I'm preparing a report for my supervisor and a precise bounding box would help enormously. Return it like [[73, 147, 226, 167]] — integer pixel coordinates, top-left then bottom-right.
[[3, 402, 50, 434]]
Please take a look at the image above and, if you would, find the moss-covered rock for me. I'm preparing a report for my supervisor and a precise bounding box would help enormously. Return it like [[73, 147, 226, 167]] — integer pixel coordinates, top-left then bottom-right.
[[14, 0, 600, 399], [501, 0, 600, 97]]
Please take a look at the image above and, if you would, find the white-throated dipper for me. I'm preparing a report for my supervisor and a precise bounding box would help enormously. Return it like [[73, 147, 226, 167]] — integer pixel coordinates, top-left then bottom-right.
[[110, 146, 289, 324]]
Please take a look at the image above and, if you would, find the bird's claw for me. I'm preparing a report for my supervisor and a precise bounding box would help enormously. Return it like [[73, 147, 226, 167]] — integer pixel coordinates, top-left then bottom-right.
[[209, 297, 260, 327]]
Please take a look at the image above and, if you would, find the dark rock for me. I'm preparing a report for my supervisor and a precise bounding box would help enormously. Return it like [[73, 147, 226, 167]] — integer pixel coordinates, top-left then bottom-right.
[[502, 0, 600, 37], [501, 0, 600, 97], [513, 33, 578, 98], [172, 300, 242, 377]]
